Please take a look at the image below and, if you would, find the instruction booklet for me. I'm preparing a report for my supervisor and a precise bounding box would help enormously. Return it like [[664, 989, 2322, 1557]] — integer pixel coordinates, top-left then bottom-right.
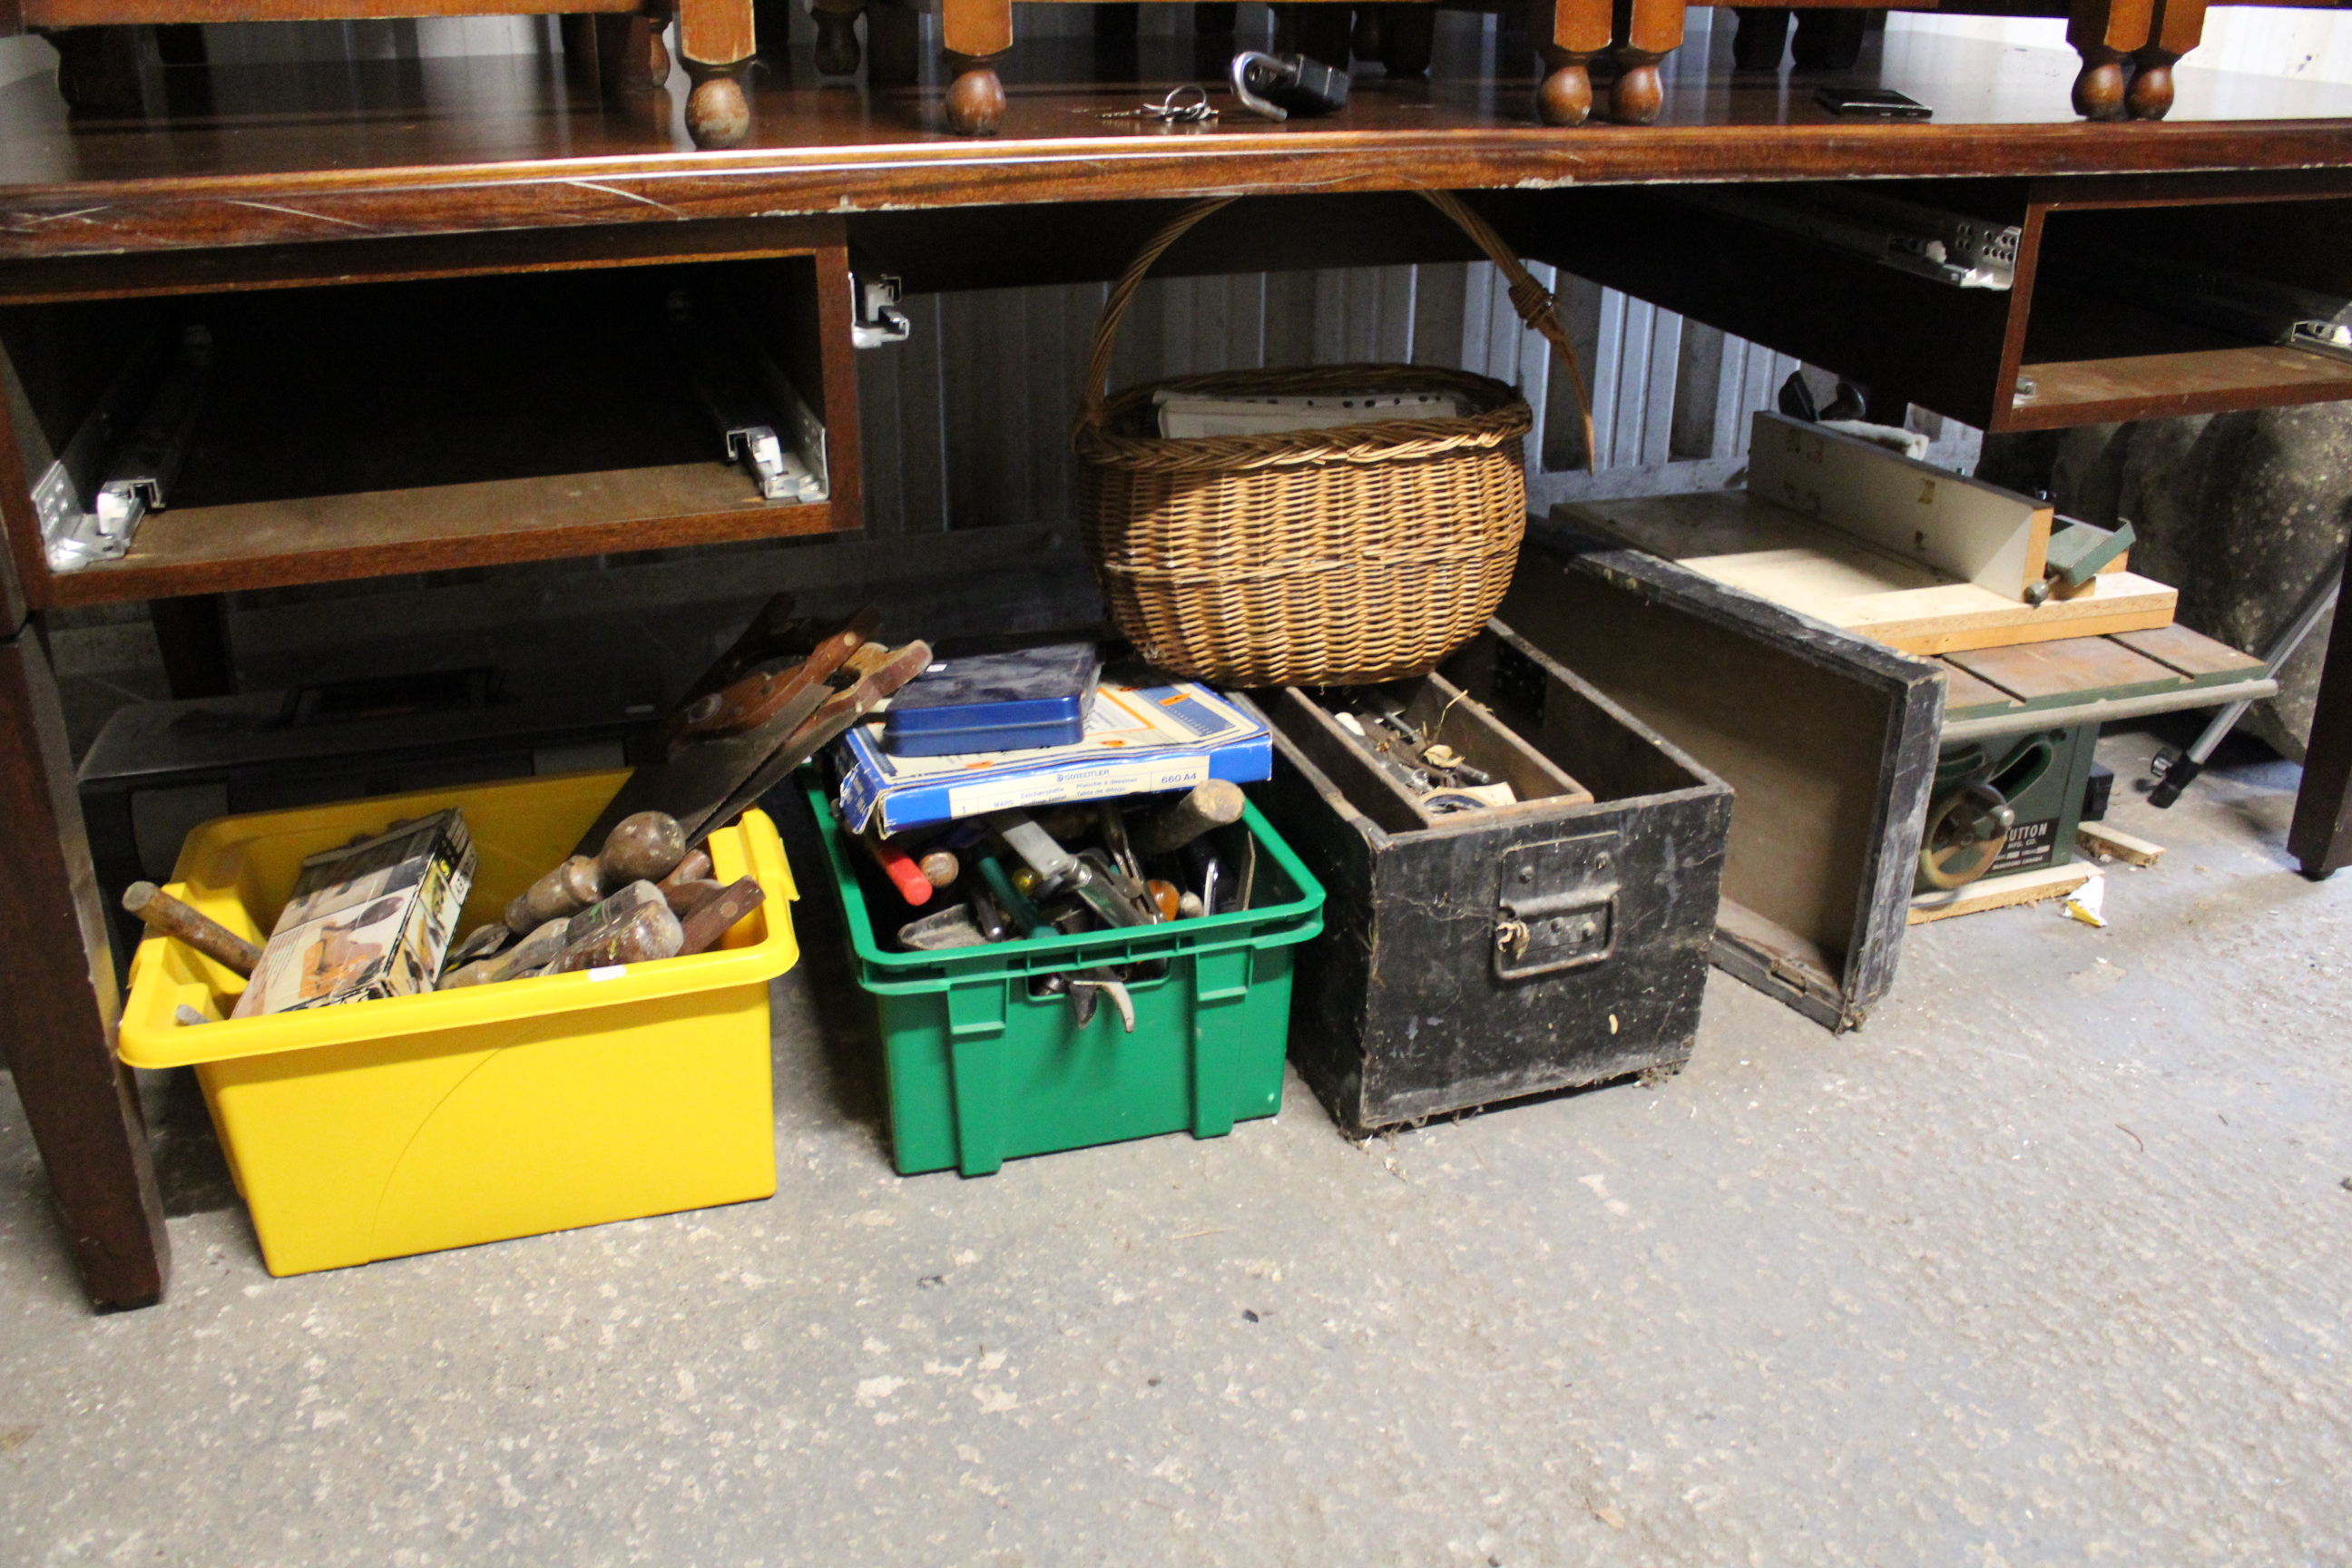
[[834, 667, 1269, 834], [233, 809, 476, 1016]]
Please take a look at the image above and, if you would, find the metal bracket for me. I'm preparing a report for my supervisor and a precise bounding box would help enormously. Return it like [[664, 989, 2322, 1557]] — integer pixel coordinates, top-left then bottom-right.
[[1494, 832, 1622, 981], [666, 290, 828, 505], [851, 274, 911, 349], [36, 325, 211, 574], [1669, 187, 2020, 291], [2290, 318, 2352, 364]]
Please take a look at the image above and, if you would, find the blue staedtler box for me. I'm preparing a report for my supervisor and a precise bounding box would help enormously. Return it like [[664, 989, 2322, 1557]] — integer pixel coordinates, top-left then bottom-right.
[[881, 642, 1102, 758], [835, 664, 1270, 835]]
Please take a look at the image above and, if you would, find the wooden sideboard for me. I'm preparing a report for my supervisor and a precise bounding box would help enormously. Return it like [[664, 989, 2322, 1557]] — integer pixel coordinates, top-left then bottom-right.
[[3, 32, 2351, 1308]]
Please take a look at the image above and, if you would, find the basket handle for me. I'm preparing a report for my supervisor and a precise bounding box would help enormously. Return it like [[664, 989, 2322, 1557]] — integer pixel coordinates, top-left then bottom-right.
[[1079, 190, 1596, 472]]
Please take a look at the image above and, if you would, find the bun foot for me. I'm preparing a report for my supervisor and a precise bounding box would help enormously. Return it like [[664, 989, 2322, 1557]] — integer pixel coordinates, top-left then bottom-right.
[[685, 68, 750, 147], [2126, 59, 2174, 119], [646, 24, 671, 87], [2072, 55, 2127, 120], [1537, 62, 1592, 125], [945, 63, 1005, 133], [1611, 61, 1662, 124]]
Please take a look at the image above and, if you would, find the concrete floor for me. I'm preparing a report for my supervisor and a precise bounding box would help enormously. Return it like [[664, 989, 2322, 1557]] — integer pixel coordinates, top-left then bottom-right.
[[1, 725, 2347, 1566]]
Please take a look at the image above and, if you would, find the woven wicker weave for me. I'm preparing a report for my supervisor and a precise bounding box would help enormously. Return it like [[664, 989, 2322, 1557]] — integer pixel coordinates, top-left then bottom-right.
[[1074, 191, 1592, 689]]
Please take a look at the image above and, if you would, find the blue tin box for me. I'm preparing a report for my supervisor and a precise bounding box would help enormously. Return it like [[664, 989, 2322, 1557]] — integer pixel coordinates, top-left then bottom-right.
[[881, 642, 1102, 758]]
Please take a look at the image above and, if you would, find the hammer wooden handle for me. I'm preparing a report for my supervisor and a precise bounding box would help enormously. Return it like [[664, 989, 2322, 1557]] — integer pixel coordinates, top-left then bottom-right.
[[1130, 780, 1247, 857], [657, 848, 713, 890], [677, 877, 766, 956], [122, 882, 260, 977]]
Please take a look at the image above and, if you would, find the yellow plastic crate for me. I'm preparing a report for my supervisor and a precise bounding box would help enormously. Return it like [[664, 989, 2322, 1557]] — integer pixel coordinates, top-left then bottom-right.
[[117, 771, 797, 1277]]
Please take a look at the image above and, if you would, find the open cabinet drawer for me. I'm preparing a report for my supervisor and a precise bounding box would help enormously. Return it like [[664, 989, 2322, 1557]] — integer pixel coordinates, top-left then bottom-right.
[[0, 218, 861, 608], [1486, 169, 2352, 436]]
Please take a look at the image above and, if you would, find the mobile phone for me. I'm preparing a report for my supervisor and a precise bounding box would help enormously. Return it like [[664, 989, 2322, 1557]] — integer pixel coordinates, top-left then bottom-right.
[[1814, 86, 1932, 119]]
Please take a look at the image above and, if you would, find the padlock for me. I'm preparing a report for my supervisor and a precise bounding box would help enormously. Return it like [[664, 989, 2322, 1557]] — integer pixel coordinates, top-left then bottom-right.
[[1229, 50, 1350, 121]]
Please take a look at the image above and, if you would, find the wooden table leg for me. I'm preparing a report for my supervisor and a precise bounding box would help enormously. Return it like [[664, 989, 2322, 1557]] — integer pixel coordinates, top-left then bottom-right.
[[678, 0, 756, 146], [2128, 0, 2208, 120], [0, 622, 169, 1309], [941, 0, 1011, 134], [867, 0, 920, 85], [1379, 3, 1436, 76], [1610, 0, 1686, 124], [2066, 0, 2155, 121], [1789, 7, 1869, 71], [577, 5, 671, 94], [811, 0, 865, 76], [2289, 555, 2352, 879], [42, 26, 145, 118], [1730, 6, 1791, 71], [1535, 0, 1612, 125]]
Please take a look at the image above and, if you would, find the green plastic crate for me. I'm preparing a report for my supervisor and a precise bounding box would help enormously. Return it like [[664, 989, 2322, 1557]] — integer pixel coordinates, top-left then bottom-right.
[[806, 784, 1325, 1176]]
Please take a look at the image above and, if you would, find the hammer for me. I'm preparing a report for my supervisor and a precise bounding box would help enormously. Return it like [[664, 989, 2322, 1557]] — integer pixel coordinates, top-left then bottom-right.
[[122, 882, 260, 977]]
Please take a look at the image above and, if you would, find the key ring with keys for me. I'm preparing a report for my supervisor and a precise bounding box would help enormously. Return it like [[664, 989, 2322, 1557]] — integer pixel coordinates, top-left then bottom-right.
[[1099, 83, 1217, 123]]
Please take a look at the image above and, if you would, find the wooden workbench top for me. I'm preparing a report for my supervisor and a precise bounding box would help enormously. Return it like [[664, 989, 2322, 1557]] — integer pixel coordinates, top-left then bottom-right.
[[4, 30, 2352, 260]]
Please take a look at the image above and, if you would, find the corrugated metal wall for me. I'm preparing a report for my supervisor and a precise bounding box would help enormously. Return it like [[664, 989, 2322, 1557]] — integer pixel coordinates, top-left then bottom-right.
[[852, 251, 1987, 534]]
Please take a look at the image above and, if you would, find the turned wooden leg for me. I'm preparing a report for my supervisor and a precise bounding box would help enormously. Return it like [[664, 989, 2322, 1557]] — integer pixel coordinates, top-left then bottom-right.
[[1194, 1, 1239, 74], [941, 0, 1013, 133], [0, 623, 170, 1309], [1789, 6, 1867, 70], [678, 0, 755, 145], [43, 26, 144, 117], [811, 0, 864, 75], [2127, 0, 2208, 118], [2067, 0, 2155, 121], [642, 6, 674, 86], [753, 0, 794, 60], [869, 0, 921, 86], [1291, 5, 1355, 67], [1093, 2, 1141, 81], [1380, 3, 1436, 75], [561, 12, 600, 91], [2290, 554, 2352, 878], [1608, 0, 1684, 123], [583, 9, 671, 94], [1730, 6, 1789, 70], [1534, 0, 1612, 124]]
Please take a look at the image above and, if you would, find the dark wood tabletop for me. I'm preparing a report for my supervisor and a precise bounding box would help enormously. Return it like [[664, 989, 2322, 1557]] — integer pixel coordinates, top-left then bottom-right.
[[5, 31, 2352, 259]]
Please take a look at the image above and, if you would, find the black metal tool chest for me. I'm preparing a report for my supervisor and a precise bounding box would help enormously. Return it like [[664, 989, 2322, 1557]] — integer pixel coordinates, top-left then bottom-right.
[[1255, 621, 1733, 1135]]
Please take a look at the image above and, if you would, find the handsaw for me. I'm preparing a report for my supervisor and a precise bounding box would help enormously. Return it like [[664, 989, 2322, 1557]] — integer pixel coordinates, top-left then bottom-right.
[[670, 606, 882, 750], [649, 603, 879, 753], [575, 617, 877, 856], [691, 640, 935, 848], [689, 592, 802, 701]]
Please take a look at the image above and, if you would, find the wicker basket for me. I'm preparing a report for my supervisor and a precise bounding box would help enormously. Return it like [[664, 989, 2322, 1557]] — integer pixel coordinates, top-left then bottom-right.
[[1074, 191, 1592, 689]]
